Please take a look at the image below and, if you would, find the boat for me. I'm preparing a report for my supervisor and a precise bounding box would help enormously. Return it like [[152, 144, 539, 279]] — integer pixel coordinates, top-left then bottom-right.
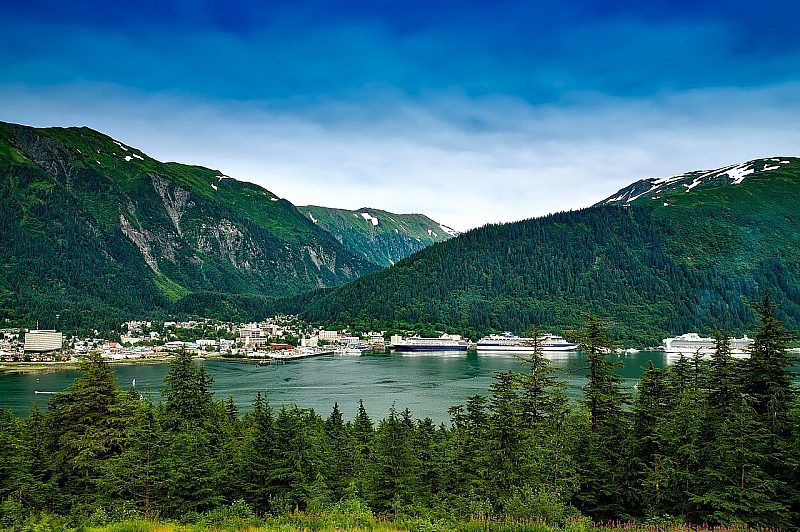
[[476, 332, 578, 353], [391, 334, 468, 352], [662, 333, 752, 356], [341, 341, 371, 354]]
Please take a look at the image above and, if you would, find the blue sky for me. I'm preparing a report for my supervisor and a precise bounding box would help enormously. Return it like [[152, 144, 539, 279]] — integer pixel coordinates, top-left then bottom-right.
[[2, 0, 800, 229]]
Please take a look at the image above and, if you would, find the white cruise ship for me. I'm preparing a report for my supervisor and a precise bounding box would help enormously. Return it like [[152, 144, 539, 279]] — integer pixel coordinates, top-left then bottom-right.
[[662, 333, 752, 356], [476, 332, 577, 353], [391, 334, 468, 352]]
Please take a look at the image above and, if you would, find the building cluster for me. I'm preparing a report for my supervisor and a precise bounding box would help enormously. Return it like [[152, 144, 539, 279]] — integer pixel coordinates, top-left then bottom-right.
[[297, 329, 386, 349], [1, 315, 392, 364], [0, 329, 68, 362]]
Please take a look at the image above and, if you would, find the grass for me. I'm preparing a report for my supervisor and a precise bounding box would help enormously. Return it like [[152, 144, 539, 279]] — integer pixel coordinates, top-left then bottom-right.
[[154, 273, 191, 302], [6, 516, 772, 532]]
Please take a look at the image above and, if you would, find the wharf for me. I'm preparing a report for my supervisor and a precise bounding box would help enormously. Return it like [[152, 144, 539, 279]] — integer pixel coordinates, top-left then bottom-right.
[[264, 348, 335, 362]]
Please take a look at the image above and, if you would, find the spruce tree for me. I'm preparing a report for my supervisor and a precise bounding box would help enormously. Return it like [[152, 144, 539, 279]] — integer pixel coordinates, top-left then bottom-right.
[[161, 349, 216, 431], [573, 315, 629, 518], [242, 393, 277, 513], [46, 352, 135, 511], [746, 296, 796, 435], [487, 371, 524, 497]]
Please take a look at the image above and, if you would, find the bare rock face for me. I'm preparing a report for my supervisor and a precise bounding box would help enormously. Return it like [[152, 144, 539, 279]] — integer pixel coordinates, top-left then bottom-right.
[[150, 173, 189, 236], [119, 214, 159, 272]]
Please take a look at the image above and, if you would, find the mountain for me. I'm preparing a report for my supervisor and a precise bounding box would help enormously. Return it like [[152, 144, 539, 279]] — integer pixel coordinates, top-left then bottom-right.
[[598, 157, 798, 207], [300, 205, 458, 267], [295, 157, 800, 345], [0, 121, 378, 331]]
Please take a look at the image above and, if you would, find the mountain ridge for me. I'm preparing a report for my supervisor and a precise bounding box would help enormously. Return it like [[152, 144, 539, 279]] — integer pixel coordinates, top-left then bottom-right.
[[293, 155, 800, 345], [0, 121, 380, 330], [598, 157, 798, 207], [300, 205, 458, 266]]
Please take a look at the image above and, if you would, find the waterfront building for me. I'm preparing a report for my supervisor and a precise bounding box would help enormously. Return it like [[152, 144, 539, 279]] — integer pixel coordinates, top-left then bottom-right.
[[318, 330, 339, 341], [23, 330, 63, 353]]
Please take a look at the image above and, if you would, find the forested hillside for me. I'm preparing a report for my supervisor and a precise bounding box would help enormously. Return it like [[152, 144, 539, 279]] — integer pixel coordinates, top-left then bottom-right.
[[0, 305, 796, 528], [301, 205, 457, 266], [297, 158, 800, 345], [0, 121, 377, 332]]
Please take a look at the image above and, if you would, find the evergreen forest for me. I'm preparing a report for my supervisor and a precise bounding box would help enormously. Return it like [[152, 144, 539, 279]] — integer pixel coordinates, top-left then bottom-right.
[[1, 298, 797, 530]]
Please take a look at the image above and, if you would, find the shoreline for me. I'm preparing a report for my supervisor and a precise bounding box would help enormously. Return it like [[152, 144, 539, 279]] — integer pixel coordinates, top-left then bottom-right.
[[0, 354, 236, 373], [0, 357, 172, 373]]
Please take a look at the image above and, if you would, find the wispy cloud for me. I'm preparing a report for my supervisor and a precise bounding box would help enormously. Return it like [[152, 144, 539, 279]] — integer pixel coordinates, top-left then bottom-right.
[[2, 82, 799, 230], [2, 1, 800, 228]]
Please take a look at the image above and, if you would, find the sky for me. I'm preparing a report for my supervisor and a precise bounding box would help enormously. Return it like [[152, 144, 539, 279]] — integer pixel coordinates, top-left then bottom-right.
[[2, 0, 800, 230]]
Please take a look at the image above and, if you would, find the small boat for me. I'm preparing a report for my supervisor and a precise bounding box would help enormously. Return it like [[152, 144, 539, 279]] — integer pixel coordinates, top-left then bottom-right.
[[341, 342, 371, 354]]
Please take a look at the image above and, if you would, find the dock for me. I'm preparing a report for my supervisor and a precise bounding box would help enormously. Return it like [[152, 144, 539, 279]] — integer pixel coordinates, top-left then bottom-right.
[[266, 348, 334, 361]]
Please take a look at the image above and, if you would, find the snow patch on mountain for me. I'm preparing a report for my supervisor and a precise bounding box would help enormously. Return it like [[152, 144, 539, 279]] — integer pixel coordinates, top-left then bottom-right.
[[684, 178, 702, 192], [723, 164, 754, 185], [361, 212, 379, 226]]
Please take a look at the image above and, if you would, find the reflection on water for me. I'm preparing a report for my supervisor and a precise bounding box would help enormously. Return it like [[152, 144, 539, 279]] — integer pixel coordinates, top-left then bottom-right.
[[1, 349, 785, 423]]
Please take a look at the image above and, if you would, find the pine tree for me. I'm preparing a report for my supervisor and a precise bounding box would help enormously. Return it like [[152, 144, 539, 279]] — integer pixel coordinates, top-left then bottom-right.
[[745, 296, 796, 435], [242, 393, 277, 513], [487, 371, 524, 497], [46, 352, 135, 511], [161, 349, 216, 431], [631, 361, 672, 517], [351, 399, 374, 499], [517, 325, 563, 426], [104, 400, 166, 517], [573, 315, 629, 518], [324, 402, 355, 500], [370, 404, 419, 511]]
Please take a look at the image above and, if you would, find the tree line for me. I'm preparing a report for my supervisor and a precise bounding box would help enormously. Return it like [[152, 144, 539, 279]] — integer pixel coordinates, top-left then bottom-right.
[[0, 297, 797, 528]]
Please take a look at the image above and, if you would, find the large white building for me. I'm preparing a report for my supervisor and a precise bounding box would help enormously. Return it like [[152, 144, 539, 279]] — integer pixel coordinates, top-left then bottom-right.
[[318, 330, 339, 341], [24, 330, 63, 353]]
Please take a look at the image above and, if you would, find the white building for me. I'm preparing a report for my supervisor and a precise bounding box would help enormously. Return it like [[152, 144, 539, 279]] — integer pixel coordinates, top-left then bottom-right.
[[24, 330, 63, 353], [301, 336, 319, 347], [318, 330, 339, 341]]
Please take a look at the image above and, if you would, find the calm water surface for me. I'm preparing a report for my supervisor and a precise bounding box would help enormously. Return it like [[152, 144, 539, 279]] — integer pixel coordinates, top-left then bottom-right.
[[0, 350, 676, 422]]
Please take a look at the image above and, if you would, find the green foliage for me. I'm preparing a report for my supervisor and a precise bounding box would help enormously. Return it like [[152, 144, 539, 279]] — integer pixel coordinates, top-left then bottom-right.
[[301, 205, 454, 267], [0, 311, 798, 529], [296, 164, 800, 346], [0, 121, 377, 335]]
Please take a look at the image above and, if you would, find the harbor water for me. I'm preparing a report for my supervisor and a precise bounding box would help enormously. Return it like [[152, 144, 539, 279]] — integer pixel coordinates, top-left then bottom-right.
[[0, 350, 687, 422]]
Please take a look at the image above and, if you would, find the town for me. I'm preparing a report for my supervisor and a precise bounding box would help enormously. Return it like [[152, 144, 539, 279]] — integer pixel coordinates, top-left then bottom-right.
[[0, 316, 405, 364]]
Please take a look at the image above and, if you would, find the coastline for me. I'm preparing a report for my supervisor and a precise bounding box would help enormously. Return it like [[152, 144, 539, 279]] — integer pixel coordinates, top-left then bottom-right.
[[0, 357, 171, 373]]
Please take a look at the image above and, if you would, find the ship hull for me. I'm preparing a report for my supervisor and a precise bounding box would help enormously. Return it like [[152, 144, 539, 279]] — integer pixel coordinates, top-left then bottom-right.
[[477, 344, 577, 353], [393, 344, 468, 352]]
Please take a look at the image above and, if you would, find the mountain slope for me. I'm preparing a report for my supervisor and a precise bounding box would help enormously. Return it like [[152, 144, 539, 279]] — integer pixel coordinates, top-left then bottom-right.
[[300, 205, 458, 266], [598, 157, 799, 207], [297, 157, 800, 345], [0, 121, 378, 330]]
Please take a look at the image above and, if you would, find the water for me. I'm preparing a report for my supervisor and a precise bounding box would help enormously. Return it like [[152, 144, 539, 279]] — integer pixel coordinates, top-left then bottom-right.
[[0, 350, 674, 422]]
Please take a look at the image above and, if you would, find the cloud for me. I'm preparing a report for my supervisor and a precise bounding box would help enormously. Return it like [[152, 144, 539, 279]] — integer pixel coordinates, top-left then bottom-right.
[[2, 81, 799, 230]]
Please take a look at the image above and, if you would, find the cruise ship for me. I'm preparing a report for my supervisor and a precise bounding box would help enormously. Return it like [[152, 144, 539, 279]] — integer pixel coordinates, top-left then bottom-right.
[[391, 334, 468, 352], [476, 332, 578, 353], [662, 333, 752, 356]]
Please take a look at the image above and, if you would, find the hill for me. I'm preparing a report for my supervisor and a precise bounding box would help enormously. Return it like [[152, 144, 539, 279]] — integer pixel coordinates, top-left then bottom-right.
[[0, 121, 378, 331], [297, 157, 800, 345], [300, 205, 458, 266]]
